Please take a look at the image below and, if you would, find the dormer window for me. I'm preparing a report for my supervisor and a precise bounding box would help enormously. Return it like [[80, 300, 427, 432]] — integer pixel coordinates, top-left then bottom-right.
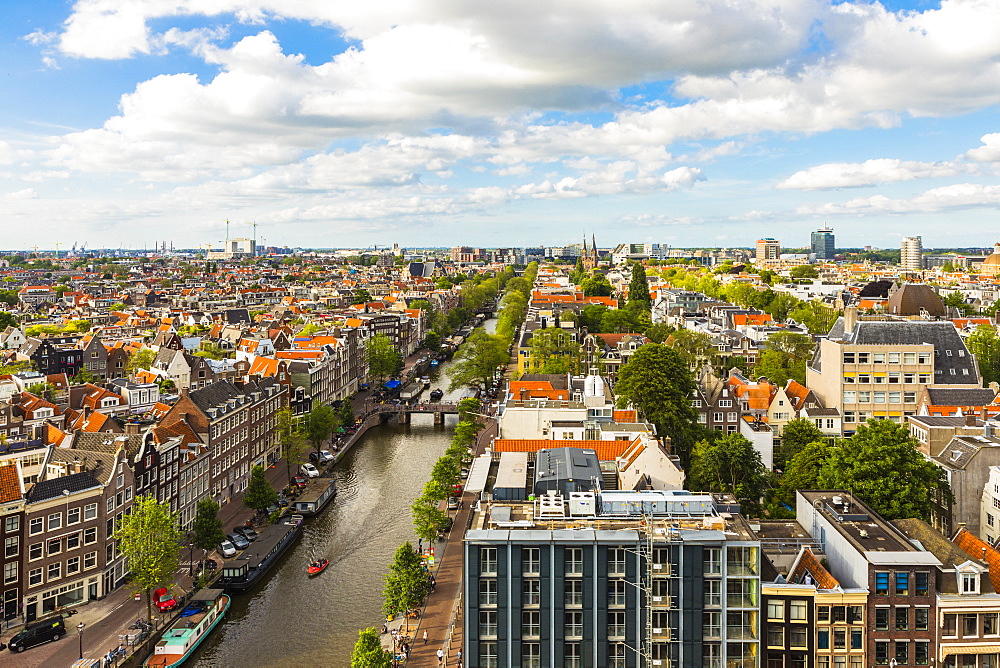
[[961, 571, 979, 595]]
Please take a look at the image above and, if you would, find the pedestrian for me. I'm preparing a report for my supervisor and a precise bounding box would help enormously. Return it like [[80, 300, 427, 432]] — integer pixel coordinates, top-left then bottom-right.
[[423, 629, 428, 644], [437, 648, 444, 664]]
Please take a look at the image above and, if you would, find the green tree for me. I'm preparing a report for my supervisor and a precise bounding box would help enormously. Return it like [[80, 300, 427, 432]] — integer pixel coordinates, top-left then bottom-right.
[[352, 289, 373, 305], [126, 348, 156, 373], [299, 322, 322, 337], [818, 420, 951, 522], [666, 329, 715, 369], [194, 342, 230, 360], [412, 483, 450, 543], [628, 263, 651, 307], [448, 329, 508, 391], [191, 498, 226, 561], [243, 465, 279, 515], [277, 407, 308, 484], [338, 400, 356, 428], [580, 275, 613, 297], [0, 312, 19, 329], [366, 333, 402, 385], [382, 542, 429, 631], [303, 403, 339, 455], [600, 308, 636, 333], [70, 367, 97, 385], [26, 381, 56, 401], [644, 322, 674, 344], [422, 330, 441, 352], [789, 265, 819, 279], [968, 325, 1000, 386], [776, 417, 826, 471], [687, 433, 769, 515], [63, 318, 92, 333], [350, 627, 392, 668], [457, 397, 482, 423], [527, 328, 582, 374], [773, 439, 834, 506], [113, 496, 183, 620], [614, 343, 701, 464]]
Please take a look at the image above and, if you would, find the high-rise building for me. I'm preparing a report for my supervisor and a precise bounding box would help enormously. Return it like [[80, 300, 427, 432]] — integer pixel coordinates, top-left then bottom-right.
[[901, 236, 923, 271], [810, 227, 835, 260], [755, 238, 780, 262]]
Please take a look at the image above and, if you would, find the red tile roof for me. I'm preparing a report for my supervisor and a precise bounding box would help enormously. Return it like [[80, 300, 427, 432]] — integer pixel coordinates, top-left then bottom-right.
[[789, 547, 840, 590], [953, 528, 1000, 591], [0, 463, 22, 503], [492, 439, 632, 461]]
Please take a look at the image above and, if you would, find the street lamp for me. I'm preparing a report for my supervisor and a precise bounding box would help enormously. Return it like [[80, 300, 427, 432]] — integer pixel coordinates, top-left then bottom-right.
[[76, 622, 85, 659]]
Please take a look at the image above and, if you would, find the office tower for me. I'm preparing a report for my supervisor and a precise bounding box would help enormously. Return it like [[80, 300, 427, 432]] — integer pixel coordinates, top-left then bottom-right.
[[811, 227, 835, 260], [901, 236, 923, 271], [755, 238, 780, 262]]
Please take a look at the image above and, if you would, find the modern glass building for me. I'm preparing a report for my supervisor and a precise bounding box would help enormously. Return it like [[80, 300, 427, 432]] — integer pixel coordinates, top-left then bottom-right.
[[811, 228, 835, 260]]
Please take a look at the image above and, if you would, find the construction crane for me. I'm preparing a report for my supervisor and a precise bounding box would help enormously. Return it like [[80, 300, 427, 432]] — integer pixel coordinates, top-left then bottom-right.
[[247, 221, 260, 256]]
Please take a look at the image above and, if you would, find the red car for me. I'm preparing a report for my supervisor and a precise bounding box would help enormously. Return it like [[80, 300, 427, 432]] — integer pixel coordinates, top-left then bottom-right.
[[292, 475, 308, 488], [153, 587, 177, 613]]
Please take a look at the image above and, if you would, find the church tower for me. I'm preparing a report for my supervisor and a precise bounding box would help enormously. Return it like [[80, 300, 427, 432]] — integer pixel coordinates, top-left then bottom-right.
[[583, 234, 597, 271]]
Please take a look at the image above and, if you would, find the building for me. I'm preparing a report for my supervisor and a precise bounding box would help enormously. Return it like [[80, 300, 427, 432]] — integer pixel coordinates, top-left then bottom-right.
[[756, 238, 780, 263], [463, 489, 760, 667], [0, 462, 24, 622], [811, 227, 835, 261], [902, 236, 923, 271]]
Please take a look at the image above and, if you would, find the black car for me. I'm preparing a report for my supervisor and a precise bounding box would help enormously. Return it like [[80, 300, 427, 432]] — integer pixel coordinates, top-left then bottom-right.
[[8, 616, 65, 652], [235, 526, 259, 541]]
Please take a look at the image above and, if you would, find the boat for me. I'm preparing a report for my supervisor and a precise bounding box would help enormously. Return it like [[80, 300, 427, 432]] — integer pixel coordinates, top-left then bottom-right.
[[421, 376, 431, 387], [307, 559, 330, 576], [429, 388, 444, 401], [429, 359, 439, 368], [291, 478, 337, 516], [144, 589, 230, 667], [216, 520, 302, 594]]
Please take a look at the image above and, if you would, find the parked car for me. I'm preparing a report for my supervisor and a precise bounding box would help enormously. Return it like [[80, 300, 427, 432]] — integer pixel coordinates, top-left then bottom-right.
[[235, 526, 259, 541], [7, 616, 66, 653], [447, 497, 460, 510], [153, 587, 177, 613], [309, 450, 335, 465], [218, 540, 237, 558], [292, 475, 308, 488], [227, 532, 250, 550], [300, 463, 320, 478]]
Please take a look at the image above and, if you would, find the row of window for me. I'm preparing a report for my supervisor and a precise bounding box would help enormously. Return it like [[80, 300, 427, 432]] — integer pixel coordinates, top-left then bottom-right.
[[28, 504, 99, 535], [479, 546, 753, 577], [943, 612, 1000, 638], [844, 412, 914, 424], [843, 352, 934, 364], [766, 599, 809, 622], [26, 552, 98, 587], [844, 372, 937, 384], [28, 528, 99, 562], [843, 391, 918, 404], [874, 639, 930, 665], [874, 571, 929, 596]]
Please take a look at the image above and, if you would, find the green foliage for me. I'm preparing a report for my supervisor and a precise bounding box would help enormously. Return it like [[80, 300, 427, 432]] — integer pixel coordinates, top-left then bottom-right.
[[0, 290, 17, 307], [628, 263, 651, 307], [818, 420, 951, 522], [412, 486, 450, 543], [366, 333, 402, 384], [339, 400, 356, 427], [578, 303, 608, 332], [688, 433, 770, 515], [299, 322, 322, 337], [26, 381, 55, 401], [968, 325, 1000, 386], [109, 302, 128, 311], [448, 329, 507, 391], [789, 265, 819, 279], [113, 496, 183, 620], [63, 318, 92, 333], [776, 418, 826, 471], [457, 398, 482, 423], [126, 348, 156, 373], [527, 328, 582, 374], [615, 344, 700, 464], [773, 439, 834, 507], [580, 275, 613, 297], [243, 465, 279, 513], [382, 542, 429, 620], [303, 403, 339, 452], [352, 289, 373, 305], [70, 367, 97, 385], [0, 312, 19, 329], [191, 499, 226, 557], [600, 308, 636, 334], [351, 627, 392, 668], [756, 331, 815, 386], [422, 330, 441, 352], [644, 322, 674, 344], [665, 329, 715, 368], [25, 324, 63, 336], [194, 342, 231, 360]]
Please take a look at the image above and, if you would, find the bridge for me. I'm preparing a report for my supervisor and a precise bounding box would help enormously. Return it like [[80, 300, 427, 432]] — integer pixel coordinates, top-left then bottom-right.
[[371, 402, 460, 424]]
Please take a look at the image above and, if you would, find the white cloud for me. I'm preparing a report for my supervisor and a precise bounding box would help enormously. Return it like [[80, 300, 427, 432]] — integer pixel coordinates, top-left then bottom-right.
[[5, 188, 38, 200], [777, 159, 968, 190], [800, 182, 1000, 215], [966, 133, 1000, 162]]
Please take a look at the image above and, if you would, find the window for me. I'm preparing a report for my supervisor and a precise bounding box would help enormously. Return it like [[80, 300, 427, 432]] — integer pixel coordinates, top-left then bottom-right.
[[28, 568, 42, 586], [914, 640, 930, 666], [521, 643, 539, 668], [704, 547, 722, 574], [565, 611, 583, 638], [873, 353, 885, 363], [480, 548, 496, 575], [519, 578, 539, 607], [703, 611, 721, 638], [789, 600, 807, 621], [4, 516, 17, 533], [608, 548, 626, 575], [522, 547, 540, 575], [766, 627, 784, 648], [29, 517, 42, 535], [843, 352, 855, 364], [47, 538, 61, 556], [68, 507, 80, 525], [833, 627, 847, 649], [875, 607, 890, 630], [873, 391, 886, 403], [875, 572, 890, 595], [817, 605, 830, 622], [566, 548, 583, 575], [3, 536, 17, 557], [2, 561, 14, 583], [789, 626, 807, 648], [843, 391, 856, 404], [479, 610, 497, 638], [895, 606, 908, 631], [984, 611, 998, 635], [609, 643, 626, 668], [944, 613, 957, 636], [522, 610, 540, 638], [480, 642, 498, 668], [565, 579, 583, 606], [857, 352, 870, 363], [904, 352, 916, 364], [84, 503, 97, 520], [875, 640, 890, 665], [915, 607, 929, 631], [858, 391, 871, 403], [904, 391, 916, 403], [889, 353, 900, 364], [963, 613, 978, 637], [962, 571, 978, 594], [713, 412, 724, 422], [479, 579, 497, 607], [47, 562, 61, 581], [918, 353, 931, 364], [608, 580, 626, 607], [84, 551, 97, 569], [719, 400, 733, 408], [564, 642, 581, 668], [84, 527, 97, 544], [851, 627, 863, 650], [904, 372, 916, 383], [608, 611, 626, 638], [817, 628, 829, 649], [919, 373, 931, 383], [895, 640, 909, 665], [895, 571, 909, 595], [888, 372, 900, 383], [767, 599, 784, 620], [29, 541, 42, 561], [67, 556, 80, 575], [704, 579, 721, 606], [848, 605, 863, 623], [914, 571, 929, 595], [889, 391, 901, 403]]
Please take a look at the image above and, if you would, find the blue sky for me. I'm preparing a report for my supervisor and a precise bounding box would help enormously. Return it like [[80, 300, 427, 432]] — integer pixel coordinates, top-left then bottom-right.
[[2, 0, 1000, 251]]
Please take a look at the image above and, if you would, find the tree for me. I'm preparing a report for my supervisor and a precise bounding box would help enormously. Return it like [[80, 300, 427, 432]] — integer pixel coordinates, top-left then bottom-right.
[[338, 400, 356, 428], [303, 404, 339, 455], [351, 627, 392, 668], [126, 348, 156, 373], [382, 542, 429, 631], [580, 275, 613, 297], [243, 465, 279, 515], [191, 498, 226, 561], [276, 409, 308, 483], [63, 319, 92, 333], [665, 329, 714, 368], [366, 333, 402, 385], [614, 344, 701, 464], [600, 308, 636, 334], [818, 420, 951, 522], [194, 342, 230, 360], [644, 322, 674, 344], [352, 289, 372, 305], [776, 418, 826, 471], [527, 328, 582, 374], [628, 263, 651, 307], [113, 496, 183, 620], [422, 331, 441, 352], [70, 367, 97, 385], [0, 312, 18, 329], [773, 439, 834, 506], [789, 265, 819, 279], [26, 381, 55, 401], [412, 482, 450, 543], [968, 325, 1000, 386], [687, 433, 770, 515], [448, 329, 508, 391]]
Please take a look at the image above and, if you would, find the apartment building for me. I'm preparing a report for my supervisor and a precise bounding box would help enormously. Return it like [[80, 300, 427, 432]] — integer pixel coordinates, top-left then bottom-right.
[[0, 462, 24, 622], [806, 309, 980, 434]]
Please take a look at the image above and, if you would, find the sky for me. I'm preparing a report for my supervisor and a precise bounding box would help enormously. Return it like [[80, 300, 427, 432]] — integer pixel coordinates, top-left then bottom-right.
[[3, 0, 1000, 251]]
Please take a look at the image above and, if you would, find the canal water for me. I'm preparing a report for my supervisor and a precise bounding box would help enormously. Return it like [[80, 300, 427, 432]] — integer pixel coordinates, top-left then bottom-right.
[[192, 321, 493, 667]]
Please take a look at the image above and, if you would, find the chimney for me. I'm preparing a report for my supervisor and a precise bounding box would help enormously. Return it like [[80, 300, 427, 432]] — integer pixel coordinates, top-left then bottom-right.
[[125, 422, 140, 435], [843, 305, 858, 332], [967, 414, 977, 427]]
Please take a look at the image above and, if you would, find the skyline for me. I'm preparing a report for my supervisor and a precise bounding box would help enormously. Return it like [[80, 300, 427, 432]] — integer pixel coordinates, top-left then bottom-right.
[[3, 1, 1000, 248]]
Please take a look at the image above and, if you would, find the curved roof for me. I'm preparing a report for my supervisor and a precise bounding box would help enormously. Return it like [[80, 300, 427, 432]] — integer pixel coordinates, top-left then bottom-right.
[[886, 283, 946, 316]]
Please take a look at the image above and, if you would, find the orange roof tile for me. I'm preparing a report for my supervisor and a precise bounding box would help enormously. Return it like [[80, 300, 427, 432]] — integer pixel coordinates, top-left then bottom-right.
[[492, 439, 632, 461], [0, 463, 21, 503], [953, 528, 1000, 591], [789, 547, 840, 589], [613, 409, 637, 422]]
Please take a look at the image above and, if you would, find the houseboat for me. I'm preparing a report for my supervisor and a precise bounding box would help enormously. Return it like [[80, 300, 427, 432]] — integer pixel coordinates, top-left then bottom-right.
[[216, 520, 302, 594], [291, 478, 337, 516], [144, 589, 230, 668]]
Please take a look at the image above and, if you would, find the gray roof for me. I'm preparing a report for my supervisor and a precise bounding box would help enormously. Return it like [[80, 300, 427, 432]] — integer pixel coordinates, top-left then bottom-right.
[[27, 471, 101, 502], [925, 387, 997, 406], [188, 377, 280, 414]]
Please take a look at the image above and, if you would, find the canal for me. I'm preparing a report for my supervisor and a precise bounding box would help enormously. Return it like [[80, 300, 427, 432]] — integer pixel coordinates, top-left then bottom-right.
[[191, 321, 493, 667]]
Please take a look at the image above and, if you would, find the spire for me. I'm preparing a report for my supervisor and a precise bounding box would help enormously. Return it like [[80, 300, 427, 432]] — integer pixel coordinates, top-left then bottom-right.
[[582, 235, 588, 253]]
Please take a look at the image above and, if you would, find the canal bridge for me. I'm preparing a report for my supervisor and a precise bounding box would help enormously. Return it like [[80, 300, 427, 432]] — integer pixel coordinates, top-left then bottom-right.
[[372, 402, 460, 424]]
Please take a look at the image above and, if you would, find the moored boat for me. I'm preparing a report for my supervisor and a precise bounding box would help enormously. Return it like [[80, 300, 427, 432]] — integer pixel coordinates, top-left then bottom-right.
[[429, 388, 444, 401], [144, 589, 230, 668], [216, 520, 302, 594], [429, 359, 439, 368]]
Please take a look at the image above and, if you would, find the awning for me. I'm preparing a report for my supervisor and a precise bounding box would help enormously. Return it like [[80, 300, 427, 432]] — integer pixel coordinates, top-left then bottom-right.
[[384, 380, 401, 389], [942, 644, 1000, 657]]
